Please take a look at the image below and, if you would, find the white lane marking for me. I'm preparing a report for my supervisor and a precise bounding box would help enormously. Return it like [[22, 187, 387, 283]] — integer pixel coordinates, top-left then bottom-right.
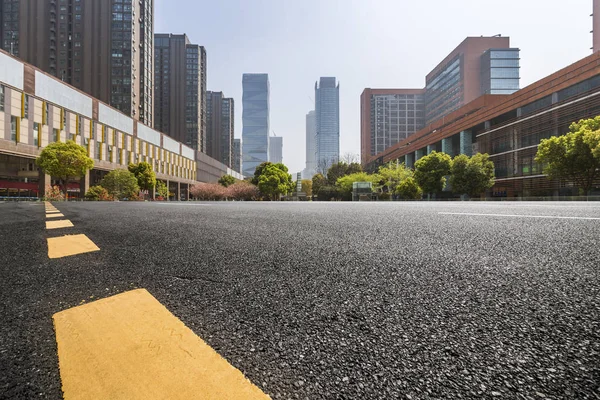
[[154, 203, 212, 206], [438, 212, 600, 220]]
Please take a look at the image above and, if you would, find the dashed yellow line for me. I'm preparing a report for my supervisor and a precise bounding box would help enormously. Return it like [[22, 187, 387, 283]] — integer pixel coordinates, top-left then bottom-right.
[[46, 220, 74, 230], [47, 234, 100, 259], [46, 213, 65, 218], [53, 289, 270, 400]]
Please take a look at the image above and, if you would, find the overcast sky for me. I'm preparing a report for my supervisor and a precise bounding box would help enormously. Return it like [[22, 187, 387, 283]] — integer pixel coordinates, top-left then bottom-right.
[[155, 0, 592, 174]]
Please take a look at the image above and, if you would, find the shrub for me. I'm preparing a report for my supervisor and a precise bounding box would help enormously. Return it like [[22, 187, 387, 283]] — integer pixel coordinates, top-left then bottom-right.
[[396, 177, 423, 200], [218, 174, 236, 187], [43, 185, 65, 201], [189, 183, 228, 200], [226, 182, 259, 201], [85, 185, 112, 201]]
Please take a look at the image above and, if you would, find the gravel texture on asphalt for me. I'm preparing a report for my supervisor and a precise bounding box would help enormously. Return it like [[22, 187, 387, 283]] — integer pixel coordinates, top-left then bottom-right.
[[1, 201, 599, 399]]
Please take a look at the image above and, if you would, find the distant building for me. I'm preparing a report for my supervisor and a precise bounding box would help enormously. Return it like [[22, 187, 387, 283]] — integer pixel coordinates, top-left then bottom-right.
[[480, 49, 521, 95], [242, 73, 270, 177], [154, 34, 207, 152], [269, 136, 283, 164], [0, 0, 154, 126], [233, 138, 241, 173], [206, 91, 234, 167], [303, 110, 316, 178], [360, 89, 425, 165], [315, 77, 339, 173]]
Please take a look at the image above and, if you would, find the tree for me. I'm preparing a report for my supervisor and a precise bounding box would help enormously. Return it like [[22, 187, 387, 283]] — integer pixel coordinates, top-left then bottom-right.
[[256, 163, 294, 200], [85, 185, 111, 201], [156, 181, 169, 200], [100, 169, 139, 199], [414, 151, 452, 197], [190, 183, 227, 200], [395, 177, 423, 200], [251, 162, 272, 185], [536, 117, 600, 195], [226, 182, 259, 201], [36, 140, 94, 196], [336, 172, 381, 201], [340, 152, 360, 164], [301, 179, 313, 197], [128, 162, 156, 192], [326, 162, 362, 185], [378, 162, 413, 194], [218, 174, 236, 187], [450, 153, 495, 198], [312, 173, 326, 199]]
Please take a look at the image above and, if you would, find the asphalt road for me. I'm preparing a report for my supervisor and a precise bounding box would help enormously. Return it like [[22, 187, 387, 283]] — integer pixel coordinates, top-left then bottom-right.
[[1, 201, 599, 399]]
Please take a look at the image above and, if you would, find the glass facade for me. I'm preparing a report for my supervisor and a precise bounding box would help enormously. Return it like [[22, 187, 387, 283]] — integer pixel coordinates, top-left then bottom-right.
[[480, 49, 520, 95], [370, 93, 425, 156], [242, 73, 270, 177], [425, 56, 462, 125], [303, 110, 316, 179], [315, 77, 339, 172]]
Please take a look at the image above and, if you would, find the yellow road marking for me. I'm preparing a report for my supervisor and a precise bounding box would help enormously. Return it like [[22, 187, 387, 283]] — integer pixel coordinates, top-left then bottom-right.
[[46, 220, 74, 230], [47, 234, 100, 259], [46, 210, 61, 214], [53, 289, 270, 400], [46, 213, 65, 218]]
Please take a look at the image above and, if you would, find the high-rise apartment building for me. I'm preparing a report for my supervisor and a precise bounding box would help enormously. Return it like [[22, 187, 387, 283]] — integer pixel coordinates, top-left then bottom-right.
[[242, 73, 270, 177], [269, 136, 283, 164], [232, 138, 241, 173], [0, 0, 154, 126], [360, 89, 425, 165], [154, 33, 206, 151], [315, 77, 339, 173], [303, 110, 316, 178], [425, 36, 519, 124], [206, 91, 234, 167]]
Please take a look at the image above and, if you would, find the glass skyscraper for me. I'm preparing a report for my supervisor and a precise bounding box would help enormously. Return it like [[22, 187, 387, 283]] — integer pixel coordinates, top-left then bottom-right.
[[315, 77, 339, 173], [242, 73, 270, 177]]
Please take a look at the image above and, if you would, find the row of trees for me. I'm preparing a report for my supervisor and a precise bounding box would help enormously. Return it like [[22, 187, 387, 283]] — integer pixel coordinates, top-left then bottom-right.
[[311, 152, 495, 201], [85, 162, 167, 200]]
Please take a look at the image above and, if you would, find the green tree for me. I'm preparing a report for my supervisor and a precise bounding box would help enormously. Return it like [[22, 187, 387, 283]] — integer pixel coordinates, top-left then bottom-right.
[[336, 172, 381, 201], [301, 179, 313, 197], [35, 140, 94, 196], [414, 151, 452, 197], [85, 185, 111, 201], [156, 181, 169, 200], [218, 174, 236, 187], [450, 153, 495, 198], [326, 162, 362, 185], [312, 173, 326, 196], [128, 162, 156, 192], [395, 177, 423, 200], [100, 169, 139, 199], [251, 162, 272, 185], [536, 117, 600, 195], [378, 162, 413, 194], [256, 163, 293, 200]]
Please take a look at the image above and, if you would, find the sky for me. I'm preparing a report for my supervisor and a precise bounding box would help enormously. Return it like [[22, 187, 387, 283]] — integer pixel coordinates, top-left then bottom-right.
[[155, 0, 592, 174]]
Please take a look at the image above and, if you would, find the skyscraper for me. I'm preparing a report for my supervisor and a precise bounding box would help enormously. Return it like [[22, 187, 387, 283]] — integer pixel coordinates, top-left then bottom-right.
[[303, 110, 316, 178], [242, 73, 269, 177], [315, 77, 339, 173], [232, 138, 241, 174], [206, 91, 234, 167], [269, 136, 283, 164], [0, 0, 154, 126], [154, 33, 207, 151]]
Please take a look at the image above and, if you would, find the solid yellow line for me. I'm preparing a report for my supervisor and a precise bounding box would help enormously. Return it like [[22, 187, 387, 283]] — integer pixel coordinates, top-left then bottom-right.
[[46, 213, 65, 218], [46, 220, 74, 230], [53, 289, 270, 400], [47, 234, 100, 259]]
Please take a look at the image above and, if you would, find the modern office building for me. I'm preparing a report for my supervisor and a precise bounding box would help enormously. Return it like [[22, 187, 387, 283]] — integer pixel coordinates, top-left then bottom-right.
[[154, 34, 207, 152], [366, 51, 600, 197], [425, 36, 519, 124], [268, 135, 283, 164], [0, 0, 154, 126], [232, 138, 241, 173], [315, 77, 339, 173], [360, 89, 425, 165], [206, 91, 234, 167], [242, 73, 269, 177], [303, 110, 316, 178]]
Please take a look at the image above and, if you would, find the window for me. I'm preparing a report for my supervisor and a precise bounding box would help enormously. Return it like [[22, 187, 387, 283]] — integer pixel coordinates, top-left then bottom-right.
[[53, 128, 59, 142], [11, 116, 19, 142], [42, 102, 49, 125], [0, 85, 4, 112], [61, 109, 65, 130], [34, 123, 40, 147], [22, 93, 29, 119]]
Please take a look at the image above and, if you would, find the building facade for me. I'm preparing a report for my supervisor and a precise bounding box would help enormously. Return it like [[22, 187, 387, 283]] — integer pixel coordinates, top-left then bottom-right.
[[480, 49, 521, 95], [232, 138, 241, 173], [315, 77, 339, 173], [0, 0, 154, 126], [242, 73, 269, 177], [206, 91, 234, 167], [360, 89, 425, 165], [268, 136, 282, 164], [303, 110, 316, 178], [367, 52, 600, 197], [154, 33, 206, 152]]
